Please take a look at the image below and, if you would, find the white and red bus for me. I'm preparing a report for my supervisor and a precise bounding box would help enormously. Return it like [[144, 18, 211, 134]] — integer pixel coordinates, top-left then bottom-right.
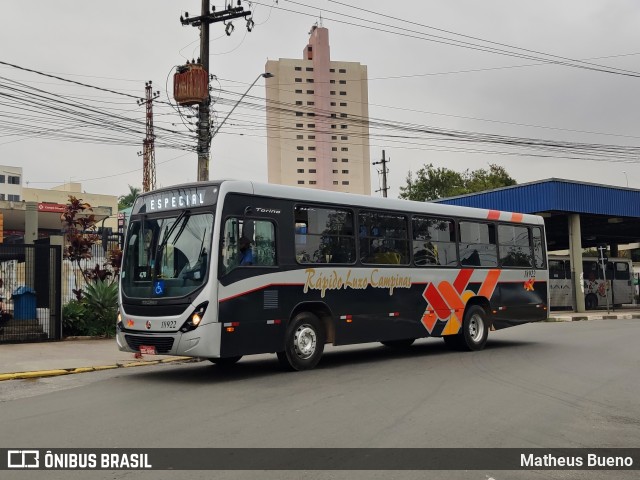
[[117, 181, 548, 370]]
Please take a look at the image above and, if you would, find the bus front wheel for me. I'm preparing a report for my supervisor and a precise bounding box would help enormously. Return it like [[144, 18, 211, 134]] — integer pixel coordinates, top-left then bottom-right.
[[443, 305, 488, 351], [277, 312, 326, 371]]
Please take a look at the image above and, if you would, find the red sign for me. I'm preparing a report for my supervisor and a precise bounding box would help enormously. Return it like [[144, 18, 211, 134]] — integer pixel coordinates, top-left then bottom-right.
[[38, 203, 66, 213]]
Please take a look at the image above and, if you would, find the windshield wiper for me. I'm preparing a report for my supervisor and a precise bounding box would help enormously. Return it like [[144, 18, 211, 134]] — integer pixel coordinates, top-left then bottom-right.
[[153, 210, 190, 276]]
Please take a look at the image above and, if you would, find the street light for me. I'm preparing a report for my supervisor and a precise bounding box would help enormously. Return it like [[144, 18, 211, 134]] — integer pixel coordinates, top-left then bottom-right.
[[212, 72, 274, 138], [622, 171, 629, 187]]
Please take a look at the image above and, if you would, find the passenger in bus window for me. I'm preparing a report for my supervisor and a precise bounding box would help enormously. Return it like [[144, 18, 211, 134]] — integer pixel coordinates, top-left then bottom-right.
[[238, 237, 254, 266]]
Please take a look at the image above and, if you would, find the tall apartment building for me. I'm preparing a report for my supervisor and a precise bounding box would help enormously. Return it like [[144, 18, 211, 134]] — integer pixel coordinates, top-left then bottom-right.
[[265, 26, 371, 195]]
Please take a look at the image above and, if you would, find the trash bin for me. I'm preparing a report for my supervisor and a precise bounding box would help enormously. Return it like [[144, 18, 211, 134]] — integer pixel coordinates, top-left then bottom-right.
[[12, 286, 37, 320]]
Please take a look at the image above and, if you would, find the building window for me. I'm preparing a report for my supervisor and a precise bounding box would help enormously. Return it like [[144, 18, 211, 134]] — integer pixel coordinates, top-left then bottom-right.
[[297, 146, 304, 150], [309, 169, 316, 173], [307, 101, 315, 105], [340, 102, 347, 107], [308, 135, 315, 139], [331, 125, 337, 129], [308, 158, 316, 162], [298, 180, 305, 184], [330, 102, 336, 106], [330, 113, 337, 118], [330, 91, 336, 95], [8, 176, 20, 185], [295, 66, 302, 71], [342, 181, 349, 185], [297, 157, 304, 162], [307, 123, 315, 128], [8, 194, 20, 201], [332, 158, 338, 162], [341, 136, 348, 140], [306, 90, 314, 94], [341, 158, 349, 163], [296, 123, 303, 128], [330, 68, 335, 73], [309, 181, 317, 185], [332, 147, 338, 151], [295, 78, 302, 82], [306, 67, 313, 72], [308, 146, 316, 151], [340, 113, 347, 118], [341, 147, 348, 151], [333, 181, 339, 185], [295, 101, 303, 105], [306, 78, 314, 83], [295, 89, 303, 94], [333, 169, 338, 174], [342, 170, 349, 174], [0, 194, 4, 200], [341, 124, 348, 129], [0, 175, 5, 183], [296, 112, 303, 116], [339, 68, 346, 73], [339, 91, 347, 96], [297, 169, 304, 173], [339, 80, 347, 84], [296, 135, 304, 139], [331, 136, 337, 140], [330, 79, 336, 84], [307, 112, 315, 117]]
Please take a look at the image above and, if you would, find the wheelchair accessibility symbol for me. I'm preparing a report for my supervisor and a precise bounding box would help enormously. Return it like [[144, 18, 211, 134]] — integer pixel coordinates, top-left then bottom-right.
[[154, 280, 165, 296]]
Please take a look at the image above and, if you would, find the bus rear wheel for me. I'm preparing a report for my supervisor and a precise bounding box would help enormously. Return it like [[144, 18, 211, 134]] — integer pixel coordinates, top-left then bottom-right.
[[443, 305, 488, 351], [209, 356, 242, 366], [585, 294, 598, 310], [381, 338, 415, 348], [277, 312, 325, 371]]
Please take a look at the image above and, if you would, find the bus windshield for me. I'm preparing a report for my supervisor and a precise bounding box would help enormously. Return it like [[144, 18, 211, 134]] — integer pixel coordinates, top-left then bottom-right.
[[121, 212, 214, 299]]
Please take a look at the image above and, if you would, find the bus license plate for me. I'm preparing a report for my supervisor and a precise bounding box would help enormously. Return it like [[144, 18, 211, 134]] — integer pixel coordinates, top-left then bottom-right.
[[139, 345, 156, 355]]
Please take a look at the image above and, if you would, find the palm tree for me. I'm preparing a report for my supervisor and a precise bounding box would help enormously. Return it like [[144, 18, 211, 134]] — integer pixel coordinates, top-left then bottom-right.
[[118, 185, 141, 210]]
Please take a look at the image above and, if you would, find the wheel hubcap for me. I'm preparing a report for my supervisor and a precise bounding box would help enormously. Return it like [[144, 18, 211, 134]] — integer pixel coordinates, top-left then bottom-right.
[[468, 314, 484, 343], [293, 324, 317, 359]]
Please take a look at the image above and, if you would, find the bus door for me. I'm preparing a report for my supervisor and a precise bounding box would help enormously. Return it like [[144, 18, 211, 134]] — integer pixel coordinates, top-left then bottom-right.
[[549, 259, 571, 308], [612, 261, 633, 305]]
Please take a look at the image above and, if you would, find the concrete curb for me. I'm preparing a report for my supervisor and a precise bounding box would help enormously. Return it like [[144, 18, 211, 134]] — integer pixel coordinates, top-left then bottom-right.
[[546, 313, 640, 322], [0, 356, 196, 382]]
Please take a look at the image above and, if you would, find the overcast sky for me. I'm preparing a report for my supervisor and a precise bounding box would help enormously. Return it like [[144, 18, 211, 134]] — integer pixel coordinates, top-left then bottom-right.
[[2, 0, 640, 200]]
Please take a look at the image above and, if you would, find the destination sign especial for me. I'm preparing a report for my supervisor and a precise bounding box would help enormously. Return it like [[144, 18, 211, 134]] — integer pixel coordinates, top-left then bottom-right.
[[148, 192, 205, 211]]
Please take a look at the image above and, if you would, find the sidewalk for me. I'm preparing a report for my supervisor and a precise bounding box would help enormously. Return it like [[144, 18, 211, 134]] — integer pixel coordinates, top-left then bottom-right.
[[0, 338, 195, 381], [1, 309, 639, 381]]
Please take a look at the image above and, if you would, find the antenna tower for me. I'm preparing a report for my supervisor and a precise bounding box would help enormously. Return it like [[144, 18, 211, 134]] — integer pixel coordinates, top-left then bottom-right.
[[138, 81, 159, 192]]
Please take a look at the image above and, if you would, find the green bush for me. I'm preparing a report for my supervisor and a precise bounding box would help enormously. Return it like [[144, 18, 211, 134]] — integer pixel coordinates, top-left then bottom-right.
[[62, 280, 119, 338], [62, 300, 88, 337]]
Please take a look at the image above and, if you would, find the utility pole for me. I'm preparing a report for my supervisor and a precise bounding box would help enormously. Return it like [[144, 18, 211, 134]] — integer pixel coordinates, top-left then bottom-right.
[[180, 1, 253, 181], [137, 81, 159, 192], [373, 150, 390, 197]]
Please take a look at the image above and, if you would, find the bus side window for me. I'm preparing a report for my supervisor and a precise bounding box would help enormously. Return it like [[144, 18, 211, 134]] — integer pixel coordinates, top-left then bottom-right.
[[549, 260, 565, 279], [615, 262, 630, 281]]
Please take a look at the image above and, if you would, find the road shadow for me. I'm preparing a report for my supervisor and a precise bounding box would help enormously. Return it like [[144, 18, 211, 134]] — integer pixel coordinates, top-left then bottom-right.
[[123, 336, 539, 385]]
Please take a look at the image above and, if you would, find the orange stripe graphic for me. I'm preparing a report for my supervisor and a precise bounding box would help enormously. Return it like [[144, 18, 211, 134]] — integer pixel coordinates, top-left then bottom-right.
[[478, 269, 501, 299], [438, 281, 465, 312], [487, 210, 500, 220], [511, 212, 523, 223]]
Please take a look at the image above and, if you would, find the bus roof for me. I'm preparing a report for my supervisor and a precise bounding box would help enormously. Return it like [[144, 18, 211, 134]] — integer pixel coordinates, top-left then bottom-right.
[[136, 180, 545, 226]]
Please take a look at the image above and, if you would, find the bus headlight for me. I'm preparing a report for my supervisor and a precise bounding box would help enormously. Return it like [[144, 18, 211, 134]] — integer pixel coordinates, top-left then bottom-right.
[[116, 311, 123, 331], [180, 302, 209, 333]]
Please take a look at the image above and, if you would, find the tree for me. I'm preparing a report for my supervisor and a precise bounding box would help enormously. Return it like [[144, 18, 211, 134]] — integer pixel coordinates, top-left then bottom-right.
[[399, 164, 516, 201], [118, 185, 141, 210]]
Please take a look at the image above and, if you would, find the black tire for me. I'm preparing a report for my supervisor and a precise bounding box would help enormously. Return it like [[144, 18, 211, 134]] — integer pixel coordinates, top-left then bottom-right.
[[381, 338, 415, 348], [209, 356, 242, 366], [443, 305, 488, 351], [585, 294, 598, 310], [277, 312, 326, 371]]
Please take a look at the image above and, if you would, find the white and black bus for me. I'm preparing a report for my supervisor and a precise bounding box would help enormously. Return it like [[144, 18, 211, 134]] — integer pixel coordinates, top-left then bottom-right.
[[117, 181, 548, 370]]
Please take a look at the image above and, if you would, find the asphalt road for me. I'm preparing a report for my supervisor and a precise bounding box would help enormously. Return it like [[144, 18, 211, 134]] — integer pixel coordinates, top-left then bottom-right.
[[1, 319, 639, 480]]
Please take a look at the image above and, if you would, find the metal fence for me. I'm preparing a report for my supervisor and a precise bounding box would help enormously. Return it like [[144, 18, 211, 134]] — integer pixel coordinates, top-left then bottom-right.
[[0, 244, 62, 343]]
